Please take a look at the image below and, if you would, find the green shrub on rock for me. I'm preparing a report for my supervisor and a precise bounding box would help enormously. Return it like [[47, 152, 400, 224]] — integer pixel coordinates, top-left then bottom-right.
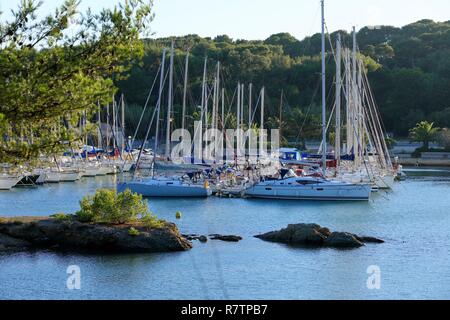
[[140, 212, 165, 229], [115, 189, 149, 224], [128, 227, 140, 237], [75, 189, 158, 226], [50, 213, 73, 222], [76, 197, 97, 223], [76, 189, 147, 224]]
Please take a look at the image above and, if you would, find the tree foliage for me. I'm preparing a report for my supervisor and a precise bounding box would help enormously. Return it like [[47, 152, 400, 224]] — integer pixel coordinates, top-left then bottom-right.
[[117, 20, 450, 142], [75, 188, 163, 227], [409, 121, 440, 150], [437, 128, 450, 150], [0, 0, 153, 163]]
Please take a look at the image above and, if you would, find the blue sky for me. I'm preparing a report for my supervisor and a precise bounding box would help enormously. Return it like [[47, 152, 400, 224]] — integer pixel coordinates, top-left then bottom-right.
[[1, 0, 449, 40]]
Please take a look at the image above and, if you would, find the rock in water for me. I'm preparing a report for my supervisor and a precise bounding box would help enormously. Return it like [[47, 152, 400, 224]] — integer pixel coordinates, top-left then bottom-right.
[[0, 233, 32, 252], [255, 223, 383, 249], [324, 232, 364, 248], [210, 235, 243, 242], [356, 236, 385, 244], [318, 227, 331, 237], [255, 224, 327, 246], [0, 217, 192, 253]]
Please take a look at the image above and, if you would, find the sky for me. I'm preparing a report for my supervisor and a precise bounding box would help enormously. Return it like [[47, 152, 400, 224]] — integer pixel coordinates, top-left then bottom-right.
[[1, 0, 449, 40]]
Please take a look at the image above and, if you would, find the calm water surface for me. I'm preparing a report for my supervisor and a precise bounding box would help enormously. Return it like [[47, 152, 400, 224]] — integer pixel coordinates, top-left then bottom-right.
[[0, 168, 449, 300]]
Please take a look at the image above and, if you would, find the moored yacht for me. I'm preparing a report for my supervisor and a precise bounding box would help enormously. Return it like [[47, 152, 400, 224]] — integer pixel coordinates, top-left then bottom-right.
[[0, 174, 23, 190], [45, 168, 80, 182], [117, 175, 212, 198], [244, 175, 371, 201], [79, 163, 103, 177]]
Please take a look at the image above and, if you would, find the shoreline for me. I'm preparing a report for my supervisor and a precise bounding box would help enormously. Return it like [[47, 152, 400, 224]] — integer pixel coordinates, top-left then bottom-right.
[[398, 159, 450, 167], [0, 216, 192, 254]]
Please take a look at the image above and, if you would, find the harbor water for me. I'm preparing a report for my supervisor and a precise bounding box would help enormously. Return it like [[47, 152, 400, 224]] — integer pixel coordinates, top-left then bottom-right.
[[0, 168, 450, 300]]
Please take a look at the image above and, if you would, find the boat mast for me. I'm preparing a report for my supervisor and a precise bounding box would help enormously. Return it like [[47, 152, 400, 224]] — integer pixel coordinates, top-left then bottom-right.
[[335, 33, 342, 173], [221, 88, 225, 129], [181, 50, 189, 133], [133, 48, 166, 179], [237, 83, 241, 156], [106, 104, 110, 151], [165, 40, 174, 160], [237, 83, 241, 131], [121, 94, 125, 155], [98, 101, 102, 150], [357, 57, 364, 162], [279, 90, 283, 144], [215, 61, 220, 131], [352, 26, 359, 168], [241, 84, 245, 130], [345, 49, 352, 156], [84, 111, 88, 164], [201, 57, 207, 137], [249, 83, 253, 127], [112, 94, 116, 153], [154, 48, 167, 160], [259, 86, 265, 157], [321, 0, 327, 175], [212, 62, 219, 131]]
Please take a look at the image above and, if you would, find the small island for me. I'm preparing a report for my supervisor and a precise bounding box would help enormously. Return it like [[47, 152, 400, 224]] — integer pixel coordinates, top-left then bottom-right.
[[0, 189, 191, 253], [255, 223, 384, 249]]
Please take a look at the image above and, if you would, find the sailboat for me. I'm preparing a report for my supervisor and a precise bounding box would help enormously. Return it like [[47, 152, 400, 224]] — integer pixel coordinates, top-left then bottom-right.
[[0, 173, 23, 190], [118, 174, 212, 197], [328, 27, 396, 190], [45, 166, 81, 183], [244, 171, 371, 201], [118, 44, 212, 198], [243, 0, 372, 201]]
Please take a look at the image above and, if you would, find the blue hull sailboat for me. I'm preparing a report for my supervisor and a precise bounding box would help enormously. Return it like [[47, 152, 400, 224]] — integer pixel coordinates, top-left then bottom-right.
[[118, 177, 212, 198]]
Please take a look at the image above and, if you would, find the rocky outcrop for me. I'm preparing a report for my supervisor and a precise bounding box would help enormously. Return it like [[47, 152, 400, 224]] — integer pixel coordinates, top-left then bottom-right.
[[324, 232, 364, 248], [210, 234, 243, 242], [254, 224, 327, 245], [255, 223, 384, 249], [355, 236, 385, 244], [0, 217, 192, 253], [0, 233, 32, 252], [182, 234, 242, 243]]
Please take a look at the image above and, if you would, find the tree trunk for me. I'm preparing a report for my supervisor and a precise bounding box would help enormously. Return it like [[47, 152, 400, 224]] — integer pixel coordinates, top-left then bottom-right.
[[424, 140, 429, 150]]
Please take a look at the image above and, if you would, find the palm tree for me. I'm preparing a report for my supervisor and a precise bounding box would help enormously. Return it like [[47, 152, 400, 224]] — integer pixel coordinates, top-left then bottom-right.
[[409, 121, 440, 150]]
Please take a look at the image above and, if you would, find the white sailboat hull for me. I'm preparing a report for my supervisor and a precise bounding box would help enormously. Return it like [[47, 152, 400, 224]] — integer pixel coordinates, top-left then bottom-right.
[[0, 176, 22, 190], [45, 171, 61, 183], [121, 162, 133, 172], [46, 170, 80, 182], [81, 167, 101, 177], [244, 177, 371, 201], [374, 174, 395, 190], [59, 171, 80, 182], [339, 172, 395, 190]]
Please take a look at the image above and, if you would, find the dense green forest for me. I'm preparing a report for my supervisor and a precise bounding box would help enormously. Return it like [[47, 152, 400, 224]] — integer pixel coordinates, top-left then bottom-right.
[[116, 19, 450, 142]]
